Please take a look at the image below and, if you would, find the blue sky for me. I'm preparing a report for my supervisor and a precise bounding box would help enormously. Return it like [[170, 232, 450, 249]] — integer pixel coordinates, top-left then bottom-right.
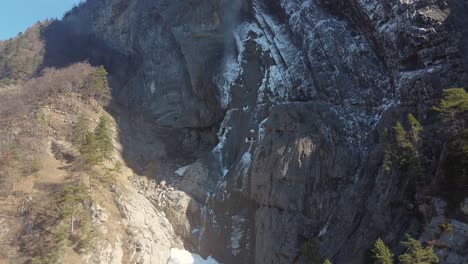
[[0, 0, 83, 40]]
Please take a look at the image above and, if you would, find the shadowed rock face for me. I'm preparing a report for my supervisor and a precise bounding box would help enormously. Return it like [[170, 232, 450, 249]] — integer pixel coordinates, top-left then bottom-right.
[[46, 0, 468, 263], [46, 0, 251, 131]]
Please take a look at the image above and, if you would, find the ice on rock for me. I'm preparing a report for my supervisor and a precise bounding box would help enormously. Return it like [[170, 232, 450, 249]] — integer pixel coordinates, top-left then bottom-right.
[[218, 55, 240, 109], [175, 165, 190, 177], [212, 110, 235, 177], [318, 222, 329, 237], [258, 118, 268, 141], [230, 215, 246, 256], [239, 150, 252, 174]]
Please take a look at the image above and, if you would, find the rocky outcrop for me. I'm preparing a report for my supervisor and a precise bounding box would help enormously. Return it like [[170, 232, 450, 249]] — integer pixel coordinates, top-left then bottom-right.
[[36, 0, 468, 263], [115, 187, 182, 263], [74, 174, 185, 264], [198, 1, 468, 263], [419, 198, 468, 264]]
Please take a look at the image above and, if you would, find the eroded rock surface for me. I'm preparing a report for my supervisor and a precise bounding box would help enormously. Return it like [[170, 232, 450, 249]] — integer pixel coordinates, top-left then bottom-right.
[[37, 0, 468, 263]]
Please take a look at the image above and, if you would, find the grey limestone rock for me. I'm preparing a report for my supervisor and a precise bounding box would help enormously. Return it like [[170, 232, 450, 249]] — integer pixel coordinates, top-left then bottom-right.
[[50, 0, 468, 263]]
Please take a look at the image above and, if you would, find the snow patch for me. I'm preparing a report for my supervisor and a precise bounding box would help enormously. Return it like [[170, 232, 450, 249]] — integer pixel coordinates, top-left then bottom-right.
[[175, 165, 190, 177], [168, 248, 221, 264], [240, 151, 252, 172], [239, 136, 254, 173], [230, 215, 246, 256], [319, 218, 331, 238], [218, 55, 240, 108], [258, 118, 268, 140], [212, 110, 236, 177]]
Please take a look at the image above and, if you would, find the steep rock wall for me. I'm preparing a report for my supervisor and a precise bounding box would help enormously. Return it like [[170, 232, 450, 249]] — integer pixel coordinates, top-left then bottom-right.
[[45, 0, 468, 263], [198, 1, 468, 263]]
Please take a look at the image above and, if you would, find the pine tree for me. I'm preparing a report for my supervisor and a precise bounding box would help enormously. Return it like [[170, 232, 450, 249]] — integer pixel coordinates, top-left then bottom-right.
[[393, 122, 408, 148], [56, 184, 88, 234], [79, 132, 102, 166], [433, 88, 468, 204], [88, 65, 111, 102], [433, 88, 468, 121], [398, 234, 438, 264], [72, 113, 90, 147], [407, 114, 423, 143], [372, 238, 394, 264], [393, 121, 416, 168], [94, 115, 113, 159], [383, 129, 394, 173]]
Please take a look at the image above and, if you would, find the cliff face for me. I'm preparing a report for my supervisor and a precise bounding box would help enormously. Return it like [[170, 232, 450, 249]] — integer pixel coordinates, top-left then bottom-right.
[[40, 0, 468, 263]]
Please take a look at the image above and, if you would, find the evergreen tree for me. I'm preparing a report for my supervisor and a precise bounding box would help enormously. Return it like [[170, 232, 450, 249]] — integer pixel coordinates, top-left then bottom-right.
[[399, 234, 438, 264], [433, 88, 468, 121], [393, 121, 417, 168], [433, 88, 468, 204], [372, 238, 394, 264], [393, 122, 408, 148], [56, 184, 88, 234], [442, 128, 468, 204], [407, 114, 423, 143], [383, 128, 394, 173], [72, 113, 90, 147], [88, 65, 111, 102], [94, 115, 113, 159], [79, 132, 102, 166]]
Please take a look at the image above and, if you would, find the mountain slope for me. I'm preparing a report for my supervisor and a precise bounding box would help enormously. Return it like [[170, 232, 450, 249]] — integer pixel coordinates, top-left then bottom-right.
[[0, 22, 47, 84]]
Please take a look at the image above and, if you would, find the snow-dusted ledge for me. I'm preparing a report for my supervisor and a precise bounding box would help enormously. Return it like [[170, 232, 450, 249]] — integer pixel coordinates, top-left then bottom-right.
[[168, 248, 221, 264]]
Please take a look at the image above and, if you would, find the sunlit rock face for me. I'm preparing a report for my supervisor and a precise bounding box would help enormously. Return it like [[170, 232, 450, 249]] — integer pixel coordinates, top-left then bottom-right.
[[55, 0, 468, 263]]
